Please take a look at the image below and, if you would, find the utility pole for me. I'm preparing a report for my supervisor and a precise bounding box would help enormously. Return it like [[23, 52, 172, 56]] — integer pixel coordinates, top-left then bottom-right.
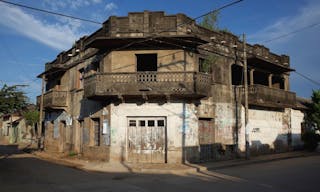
[[38, 75, 45, 149], [243, 34, 250, 159]]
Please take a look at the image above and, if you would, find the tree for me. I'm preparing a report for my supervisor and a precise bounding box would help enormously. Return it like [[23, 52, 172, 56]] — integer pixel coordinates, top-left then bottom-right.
[[22, 109, 39, 138], [199, 11, 231, 33], [0, 84, 28, 115], [302, 90, 320, 150], [199, 11, 219, 31], [198, 11, 229, 73], [307, 90, 320, 130]]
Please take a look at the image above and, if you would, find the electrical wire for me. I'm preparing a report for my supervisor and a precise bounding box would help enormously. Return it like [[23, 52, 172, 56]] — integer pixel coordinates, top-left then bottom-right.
[[294, 71, 320, 87], [259, 22, 320, 44], [0, 0, 102, 25]]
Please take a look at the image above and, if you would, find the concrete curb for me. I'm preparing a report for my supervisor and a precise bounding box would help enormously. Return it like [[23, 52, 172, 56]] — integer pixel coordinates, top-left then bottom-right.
[[33, 153, 199, 174], [29, 150, 320, 175]]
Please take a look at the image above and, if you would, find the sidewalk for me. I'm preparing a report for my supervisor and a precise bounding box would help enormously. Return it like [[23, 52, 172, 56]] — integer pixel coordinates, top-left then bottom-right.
[[30, 150, 320, 174], [32, 151, 196, 174], [192, 151, 319, 172]]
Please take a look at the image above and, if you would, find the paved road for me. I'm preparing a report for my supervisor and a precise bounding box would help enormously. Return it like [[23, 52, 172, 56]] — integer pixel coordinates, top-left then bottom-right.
[[1, 145, 319, 192]]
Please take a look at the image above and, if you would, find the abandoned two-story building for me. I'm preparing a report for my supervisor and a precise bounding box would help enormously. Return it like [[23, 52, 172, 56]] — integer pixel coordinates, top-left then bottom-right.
[[37, 11, 305, 163]]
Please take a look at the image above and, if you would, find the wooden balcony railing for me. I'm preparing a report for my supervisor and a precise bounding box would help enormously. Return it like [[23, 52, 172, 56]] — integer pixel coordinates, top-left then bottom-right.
[[236, 84, 296, 108], [84, 72, 212, 99], [37, 90, 68, 109]]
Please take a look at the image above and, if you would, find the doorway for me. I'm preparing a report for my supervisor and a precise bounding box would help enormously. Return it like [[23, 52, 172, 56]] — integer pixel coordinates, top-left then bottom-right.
[[127, 117, 166, 163]]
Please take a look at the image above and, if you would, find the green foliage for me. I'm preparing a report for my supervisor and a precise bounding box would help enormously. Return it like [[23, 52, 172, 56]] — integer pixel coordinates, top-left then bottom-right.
[[200, 55, 217, 73], [307, 90, 320, 130], [199, 11, 232, 34], [68, 151, 78, 157], [0, 84, 28, 115], [301, 130, 320, 150], [23, 109, 39, 126], [199, 11, 219, 31]]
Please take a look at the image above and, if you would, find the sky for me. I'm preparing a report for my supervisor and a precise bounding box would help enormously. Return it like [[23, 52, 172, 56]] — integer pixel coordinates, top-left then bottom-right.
[[0, 0, 319, 103]]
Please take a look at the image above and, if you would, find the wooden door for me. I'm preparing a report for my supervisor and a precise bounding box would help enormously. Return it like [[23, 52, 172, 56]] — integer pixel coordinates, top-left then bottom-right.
[[127, 117, 166, 163]]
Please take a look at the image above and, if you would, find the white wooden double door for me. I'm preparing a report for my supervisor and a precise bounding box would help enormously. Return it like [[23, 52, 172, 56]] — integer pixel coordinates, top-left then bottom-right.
[[127, 117, 166, 163]]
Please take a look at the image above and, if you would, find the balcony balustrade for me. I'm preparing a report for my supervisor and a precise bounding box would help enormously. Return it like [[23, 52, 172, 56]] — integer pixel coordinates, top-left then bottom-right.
[[84, 71, 212, 99], [236, 84, 296, 108]]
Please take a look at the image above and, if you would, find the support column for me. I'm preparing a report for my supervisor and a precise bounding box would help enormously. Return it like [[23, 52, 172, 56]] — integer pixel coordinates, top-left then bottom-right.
[[268, 74, 273, 88], [38, 75, 45, 150], [284, 75, 289, 91], [250, 69, 255, 85]]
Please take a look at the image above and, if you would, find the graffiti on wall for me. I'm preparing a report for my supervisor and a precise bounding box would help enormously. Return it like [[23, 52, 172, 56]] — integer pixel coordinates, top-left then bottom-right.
[[215, 103, 235, 144]]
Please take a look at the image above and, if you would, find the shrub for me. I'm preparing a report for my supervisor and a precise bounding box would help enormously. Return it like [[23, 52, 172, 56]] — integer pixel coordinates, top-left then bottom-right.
[[301, 131, 320, 150]]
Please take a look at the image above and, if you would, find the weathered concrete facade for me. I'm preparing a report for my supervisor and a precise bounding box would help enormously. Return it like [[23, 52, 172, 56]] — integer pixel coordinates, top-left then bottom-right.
[[38, 11, 305, 163], [0, 114, 35, 144]]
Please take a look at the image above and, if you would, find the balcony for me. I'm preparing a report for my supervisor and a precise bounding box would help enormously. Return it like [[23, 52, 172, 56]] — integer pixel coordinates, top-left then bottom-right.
[[37, 90, 68, 109], [237, 84, 296, 108], [84, 72, 212, 100]]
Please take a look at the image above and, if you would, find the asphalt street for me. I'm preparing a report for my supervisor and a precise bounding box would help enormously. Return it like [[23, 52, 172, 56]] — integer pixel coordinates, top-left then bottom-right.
[[1, 145, 319, 192]]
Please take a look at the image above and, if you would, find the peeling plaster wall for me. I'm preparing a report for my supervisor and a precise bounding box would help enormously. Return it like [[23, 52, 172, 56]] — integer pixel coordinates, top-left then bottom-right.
[[238, 107, 289, 153], [214, 103, 235, 145], [44, 111, 72, 152], [109, 102, 198, 163], [290, 109, 304, 148], [105, 50, 196, 73]]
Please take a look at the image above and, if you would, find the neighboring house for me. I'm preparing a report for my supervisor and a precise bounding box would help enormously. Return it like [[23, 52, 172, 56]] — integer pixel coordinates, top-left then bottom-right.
[[37, 11, 306, 163], [0, 113, 34, 144]]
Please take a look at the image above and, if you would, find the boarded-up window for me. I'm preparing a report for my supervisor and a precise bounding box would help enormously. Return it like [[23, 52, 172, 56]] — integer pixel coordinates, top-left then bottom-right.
[[102, 119, 110, 145], [83, 127, 89, 146], [53, 121, 59, 138], [92, 118, 100, 146]]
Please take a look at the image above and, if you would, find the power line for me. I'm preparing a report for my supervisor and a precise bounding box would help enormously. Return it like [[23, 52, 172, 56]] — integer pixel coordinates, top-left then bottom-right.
[[294, 71, 320, 87], [258, 22, 320, 44], [114, 0, 244, 51], [0, 0, 102, 25], [191, 0, 243, 22]]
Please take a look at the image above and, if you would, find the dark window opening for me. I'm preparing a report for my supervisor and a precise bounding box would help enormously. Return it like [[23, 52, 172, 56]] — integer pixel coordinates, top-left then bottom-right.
[[139, 120, 145, 127], [77, 68, 84, 89], [253, 70, 269, 86], [45, 75, 63, 91], [157, 120, 165, 127], [129, 120, 136, 127], [199, 58, 212, 73], [88, 62, 100, 74], [272, 75, 285, 89], [136, 54, 157, 71], [231, 64, 246, 85], [148, 120, 155, 127]]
